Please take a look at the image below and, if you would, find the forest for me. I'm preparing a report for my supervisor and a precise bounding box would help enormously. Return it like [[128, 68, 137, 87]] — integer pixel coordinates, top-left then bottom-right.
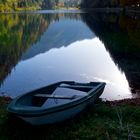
[[0, 0, 55, 12], [81, 0, 140, 8], [0, 0, 81, 12], [1, 0, 139, 12]]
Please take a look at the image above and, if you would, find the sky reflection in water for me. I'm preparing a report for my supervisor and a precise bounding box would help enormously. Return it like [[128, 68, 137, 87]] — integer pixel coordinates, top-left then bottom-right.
[[0, 12, 134, 100], [0, 37, 132, 100]]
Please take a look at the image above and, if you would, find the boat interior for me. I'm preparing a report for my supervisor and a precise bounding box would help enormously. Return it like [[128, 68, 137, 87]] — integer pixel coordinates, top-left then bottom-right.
[[15, 83, 95, 108]]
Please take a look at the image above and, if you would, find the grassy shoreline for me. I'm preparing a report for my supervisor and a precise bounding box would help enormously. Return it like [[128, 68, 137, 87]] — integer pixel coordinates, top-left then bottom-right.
[[0, 97, 140, 140]]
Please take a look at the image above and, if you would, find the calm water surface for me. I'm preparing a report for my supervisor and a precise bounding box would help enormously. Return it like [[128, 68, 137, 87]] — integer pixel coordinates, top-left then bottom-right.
[[0, 10, 140, 100]]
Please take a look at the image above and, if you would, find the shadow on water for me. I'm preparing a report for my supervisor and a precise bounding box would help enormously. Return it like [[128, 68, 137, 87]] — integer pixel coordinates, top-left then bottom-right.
[[82, 12, 140, 96]]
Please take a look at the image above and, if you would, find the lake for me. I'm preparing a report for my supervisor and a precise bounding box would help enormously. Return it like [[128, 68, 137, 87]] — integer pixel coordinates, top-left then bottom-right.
[[0, 10, 140, 100]]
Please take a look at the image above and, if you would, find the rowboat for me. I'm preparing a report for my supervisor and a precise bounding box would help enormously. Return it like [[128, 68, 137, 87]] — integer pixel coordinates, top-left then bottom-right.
[[7, 81, 106, 125]]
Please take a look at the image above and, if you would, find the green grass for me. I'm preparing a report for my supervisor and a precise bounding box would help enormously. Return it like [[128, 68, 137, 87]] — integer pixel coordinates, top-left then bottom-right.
[[0, 97, 140, 140]]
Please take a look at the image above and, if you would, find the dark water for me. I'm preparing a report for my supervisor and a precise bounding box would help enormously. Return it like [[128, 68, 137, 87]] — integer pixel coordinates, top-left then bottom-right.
[[0, 10, 140, 100]]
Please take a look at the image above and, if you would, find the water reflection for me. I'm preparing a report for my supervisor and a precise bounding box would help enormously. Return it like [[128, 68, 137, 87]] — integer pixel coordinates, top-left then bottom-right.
[[0, 13, 50, 85], [0, 12, 89, 85], [0, 37, 132, 100], [22, 15, 94, 60], [0, 11, 139, 100], [82, 12, 140, 98]]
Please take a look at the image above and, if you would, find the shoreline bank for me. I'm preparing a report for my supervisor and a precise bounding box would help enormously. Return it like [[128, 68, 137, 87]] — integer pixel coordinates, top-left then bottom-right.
[[0, 96, 139, 139], [0, 8, 140, 14]]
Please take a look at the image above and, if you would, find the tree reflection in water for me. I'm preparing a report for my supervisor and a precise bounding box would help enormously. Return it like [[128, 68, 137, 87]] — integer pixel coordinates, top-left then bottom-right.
[[82, 12, 140, 97], [0, 11, 140, 99]]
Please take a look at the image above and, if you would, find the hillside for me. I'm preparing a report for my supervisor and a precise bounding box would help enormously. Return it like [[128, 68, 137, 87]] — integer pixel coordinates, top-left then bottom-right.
[[81, 0, 140, 9], [0, 0, 81, 12], [59, 0, 81, 7]]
